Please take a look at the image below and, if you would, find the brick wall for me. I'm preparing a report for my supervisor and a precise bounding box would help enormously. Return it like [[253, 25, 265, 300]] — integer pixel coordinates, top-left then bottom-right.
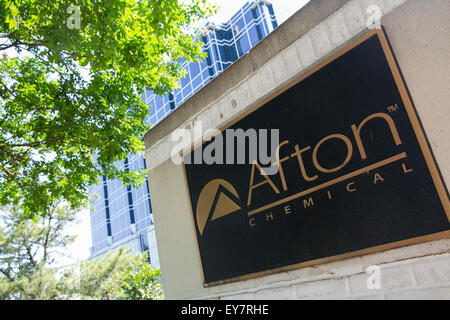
[[211, 240, 450, 300]]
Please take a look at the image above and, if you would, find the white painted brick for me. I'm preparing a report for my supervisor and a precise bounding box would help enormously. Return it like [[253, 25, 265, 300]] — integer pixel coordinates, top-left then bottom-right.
[[348, 272, 381, 296], [294, 278, 349, 299], [255, 271, 293, 287], [412, 255, 450, 286], [288, 257, 365, 283], [358, 0, 386, 14], [224, 271, 293, 294], [326, 11, 350, 46], [269, 53, 290, 88], [342, 1, 366, 35], [281, 44, 304, 78], [253, 286, 295, 300], [348, 239, 450, 268], [212, 91, 242, 130], [382, 0, 407, 13], [199, 249, 450, 300], [214, 96, 232, 127], [189, 118, 202, 146], [221, 292, 255, 300], [234, 81, 252, 111], [384, 286, 450, 300], [331, 263, 366, 278], [348, 294, 385, 300], [379, 266, 416, 291], [310, 24, 332, 57], [247, 63, 274, 102], [358, 0, 386, 30], [348, 266, 416, 296], [173, 115, 204, 160], [226, 89, 240, 117], [295, 34, 316, 68], [288, 265, 330, 282], [270, 42, 305, 87], [179, 119, 194, 144], [204, 104, 221, 130], [197, 106, 214, 131]]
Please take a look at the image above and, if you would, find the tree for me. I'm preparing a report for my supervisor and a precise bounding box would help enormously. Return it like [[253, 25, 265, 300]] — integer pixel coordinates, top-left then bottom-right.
[[0, 203, 77, 299], [0, 203, 163, 299], [102, 252, 164, 300], [0, 203, 76, 282], [76, 248, 146, 299], [0, 0, 214, 216]]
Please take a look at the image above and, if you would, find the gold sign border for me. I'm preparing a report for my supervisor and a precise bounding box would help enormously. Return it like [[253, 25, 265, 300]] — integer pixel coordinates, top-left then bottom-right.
[[182, 28, 450, 287]]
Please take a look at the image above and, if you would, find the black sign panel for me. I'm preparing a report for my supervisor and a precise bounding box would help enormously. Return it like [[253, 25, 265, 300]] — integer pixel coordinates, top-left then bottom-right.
[[183, 29, 450, 286]]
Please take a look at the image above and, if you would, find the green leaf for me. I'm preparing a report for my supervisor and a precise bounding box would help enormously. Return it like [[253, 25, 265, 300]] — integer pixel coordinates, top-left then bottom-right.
[[0, 0, 216, 216]]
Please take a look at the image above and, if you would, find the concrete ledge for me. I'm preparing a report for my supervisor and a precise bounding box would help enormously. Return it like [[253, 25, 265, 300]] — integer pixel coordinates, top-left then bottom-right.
[[191, 238, 450, 300]]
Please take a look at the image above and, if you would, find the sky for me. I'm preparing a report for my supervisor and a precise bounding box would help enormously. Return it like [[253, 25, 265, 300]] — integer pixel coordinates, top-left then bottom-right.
[[66, 0, 311, 264], [208, 0, 310, 24]]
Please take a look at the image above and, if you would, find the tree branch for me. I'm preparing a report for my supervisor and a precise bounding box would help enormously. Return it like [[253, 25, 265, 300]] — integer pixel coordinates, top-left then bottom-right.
[[42, 205, 56, 264], [0, 267, 13, 281], [23, 240, 37, 268]]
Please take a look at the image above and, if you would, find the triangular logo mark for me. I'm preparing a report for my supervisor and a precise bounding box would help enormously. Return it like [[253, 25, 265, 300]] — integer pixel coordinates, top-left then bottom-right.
[[211, 191, 241, 221], [196, 179, 242, 235]]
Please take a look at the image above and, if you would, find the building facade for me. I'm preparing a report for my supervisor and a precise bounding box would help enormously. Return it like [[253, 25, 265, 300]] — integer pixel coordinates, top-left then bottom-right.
[[88, 0, 279, 265]]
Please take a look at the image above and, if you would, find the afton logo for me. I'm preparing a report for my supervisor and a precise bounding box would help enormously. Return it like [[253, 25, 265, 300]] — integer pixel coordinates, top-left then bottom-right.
[[196, 179, 242, 235]]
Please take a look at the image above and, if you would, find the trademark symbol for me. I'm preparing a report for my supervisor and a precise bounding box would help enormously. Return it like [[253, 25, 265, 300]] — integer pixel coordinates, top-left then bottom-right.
[[387, 104, 399, 113]]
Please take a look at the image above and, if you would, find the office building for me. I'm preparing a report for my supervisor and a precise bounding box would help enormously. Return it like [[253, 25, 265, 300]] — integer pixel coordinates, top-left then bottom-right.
[[88, 0, 279, 266]]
